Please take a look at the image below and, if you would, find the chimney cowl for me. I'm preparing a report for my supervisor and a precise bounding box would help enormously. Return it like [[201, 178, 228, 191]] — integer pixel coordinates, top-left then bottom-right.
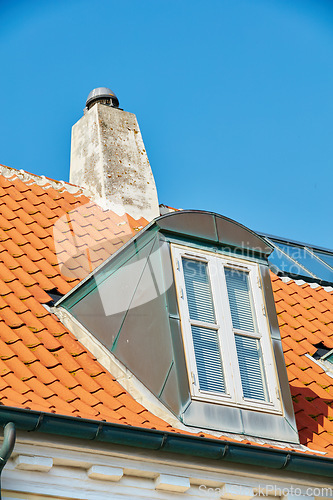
[[86, 87, 119, 110]]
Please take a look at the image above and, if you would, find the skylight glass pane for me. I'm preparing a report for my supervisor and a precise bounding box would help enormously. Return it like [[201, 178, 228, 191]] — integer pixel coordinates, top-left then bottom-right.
[[191, 326, 225, 393], [235, 335, 267, 401], [182, 258, 216, 323], [274, 242, 333, 282], [224, 268, 255, 332], [314, 251, 333, 272], [268, 247, 313, 278]]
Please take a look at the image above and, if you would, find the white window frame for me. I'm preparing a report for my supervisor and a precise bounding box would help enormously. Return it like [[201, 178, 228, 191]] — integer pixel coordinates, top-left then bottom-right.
[[171, 244, 282, 414]]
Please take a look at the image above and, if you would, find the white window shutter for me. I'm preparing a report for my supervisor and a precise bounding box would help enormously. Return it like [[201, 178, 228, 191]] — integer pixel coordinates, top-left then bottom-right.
[[182, 259, 215, 323], [235, 335, 267, 401], [183, 259, 225, 393], [192, 326, 225, 393], [224, 268, 256, 332]]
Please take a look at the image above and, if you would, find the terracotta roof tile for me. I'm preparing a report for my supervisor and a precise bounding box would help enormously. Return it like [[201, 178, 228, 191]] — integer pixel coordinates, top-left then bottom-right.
[[309, 319, 333, 340], [284, 350, 307, 369], [33, 329, 64, 351], [18, 359, 57, 385], [37, 314, 67, 334], [91, 373, 126, 397], [0, 340, 18, 361], [24, 284, 51, 303], [0, 388, 35, 406], [4, 340, 37, 365], [282, 336, 307, 356], [115, 393, 146, 414], [21, 297, 49, 317], [12, 325, 43, 348], [116, 407, 154, 425], [297, 338, 317, 356]]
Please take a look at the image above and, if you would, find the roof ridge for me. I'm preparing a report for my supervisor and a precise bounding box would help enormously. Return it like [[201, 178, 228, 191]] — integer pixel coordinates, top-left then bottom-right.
[[0, 163, 89, 197], [0, 164, 147, 217]]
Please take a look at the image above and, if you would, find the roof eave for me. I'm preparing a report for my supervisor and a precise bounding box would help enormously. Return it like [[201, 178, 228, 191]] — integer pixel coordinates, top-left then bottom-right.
[[0, 406, 332, 479]]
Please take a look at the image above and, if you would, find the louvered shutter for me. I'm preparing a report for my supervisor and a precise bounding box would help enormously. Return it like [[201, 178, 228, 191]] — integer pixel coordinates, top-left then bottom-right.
[[235, 335, 267, 401], [224, 268, 255, 332], [225, 267, 267, 401], [183, 258, 225, 394], [192, 326, 225, 393], [182, 259, 215, 323]]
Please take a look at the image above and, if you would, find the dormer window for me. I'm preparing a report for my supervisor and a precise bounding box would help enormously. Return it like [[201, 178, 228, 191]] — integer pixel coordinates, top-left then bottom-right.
[[172, 245, 281, 413], [58, 210, 299, 443]]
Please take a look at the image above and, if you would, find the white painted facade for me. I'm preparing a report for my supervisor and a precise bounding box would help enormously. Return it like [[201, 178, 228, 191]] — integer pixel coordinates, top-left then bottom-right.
[[2, 433, 333, 499]]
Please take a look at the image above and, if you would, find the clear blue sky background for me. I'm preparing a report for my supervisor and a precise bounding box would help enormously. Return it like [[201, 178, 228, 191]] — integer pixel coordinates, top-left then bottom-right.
[[1, 0, 332, 248]]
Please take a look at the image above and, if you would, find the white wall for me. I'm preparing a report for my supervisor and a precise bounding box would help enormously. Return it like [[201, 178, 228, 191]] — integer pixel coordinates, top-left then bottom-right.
[[1, 434, 332, 500]]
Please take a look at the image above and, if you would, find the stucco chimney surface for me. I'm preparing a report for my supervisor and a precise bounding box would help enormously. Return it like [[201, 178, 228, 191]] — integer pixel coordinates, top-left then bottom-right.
[[70, 99, 159, 222]]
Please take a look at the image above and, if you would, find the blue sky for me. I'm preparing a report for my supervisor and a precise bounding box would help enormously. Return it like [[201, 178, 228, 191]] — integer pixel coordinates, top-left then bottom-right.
[[1, 0, 333, 248]]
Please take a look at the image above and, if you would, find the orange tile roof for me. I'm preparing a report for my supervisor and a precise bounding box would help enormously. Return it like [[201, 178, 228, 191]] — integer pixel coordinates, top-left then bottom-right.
[[272, 274, 333, 456], [0, 166, 170, 430], [0, 165, 332, 457]]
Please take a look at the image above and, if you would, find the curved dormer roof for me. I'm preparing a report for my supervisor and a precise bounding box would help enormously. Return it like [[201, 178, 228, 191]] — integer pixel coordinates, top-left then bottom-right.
[[153, 210, 273, 257]]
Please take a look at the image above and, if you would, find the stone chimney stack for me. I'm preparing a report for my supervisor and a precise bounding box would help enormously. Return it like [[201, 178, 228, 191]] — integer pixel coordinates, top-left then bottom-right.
[[70, 87, 159, 221]]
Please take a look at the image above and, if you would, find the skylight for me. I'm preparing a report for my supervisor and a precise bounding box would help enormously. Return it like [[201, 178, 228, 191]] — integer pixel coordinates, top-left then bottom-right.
[[260, 235, 333, 285]]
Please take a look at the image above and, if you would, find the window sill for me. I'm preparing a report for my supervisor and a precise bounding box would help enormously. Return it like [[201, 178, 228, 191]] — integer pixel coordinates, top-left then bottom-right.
[[191, 394, 283, 416]]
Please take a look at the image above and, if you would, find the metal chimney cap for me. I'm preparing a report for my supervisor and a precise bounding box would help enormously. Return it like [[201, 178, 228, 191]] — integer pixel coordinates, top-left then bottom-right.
[[86, 87, 119, 109]]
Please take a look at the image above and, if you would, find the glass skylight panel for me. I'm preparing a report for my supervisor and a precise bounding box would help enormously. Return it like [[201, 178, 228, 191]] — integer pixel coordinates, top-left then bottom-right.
[[274, 242, 317, 275], [273, 242, 333, 283], [303, 251, 333, 283], [235, 335, 267, 401], [269, 246, 314, 278], [224, 268, 256, 332], [313, 251, 333, 272]]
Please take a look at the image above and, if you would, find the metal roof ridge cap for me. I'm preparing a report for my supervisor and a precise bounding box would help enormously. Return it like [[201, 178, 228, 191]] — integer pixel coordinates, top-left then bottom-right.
[[0, 407, 332, 478]]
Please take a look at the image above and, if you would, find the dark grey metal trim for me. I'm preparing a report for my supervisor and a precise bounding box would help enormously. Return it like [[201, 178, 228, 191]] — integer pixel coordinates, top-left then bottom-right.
[[259, 232, 333, 255]]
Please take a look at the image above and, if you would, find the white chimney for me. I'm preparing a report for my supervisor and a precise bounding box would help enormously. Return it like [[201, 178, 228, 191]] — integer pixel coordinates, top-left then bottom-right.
[[70, 87, 160, 221]]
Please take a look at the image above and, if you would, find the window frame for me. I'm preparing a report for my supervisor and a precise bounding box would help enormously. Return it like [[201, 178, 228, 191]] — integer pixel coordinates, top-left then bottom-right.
[[171, 243, 282, 414]]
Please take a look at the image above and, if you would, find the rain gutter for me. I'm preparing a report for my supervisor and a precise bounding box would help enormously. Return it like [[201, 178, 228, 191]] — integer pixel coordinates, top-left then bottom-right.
[[0, 408, 332, 479]]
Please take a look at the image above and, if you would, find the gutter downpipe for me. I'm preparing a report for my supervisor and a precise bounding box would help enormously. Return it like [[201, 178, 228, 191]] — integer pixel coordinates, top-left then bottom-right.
[[0, 408, 332, 479], [0, 422, 16, 500]]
